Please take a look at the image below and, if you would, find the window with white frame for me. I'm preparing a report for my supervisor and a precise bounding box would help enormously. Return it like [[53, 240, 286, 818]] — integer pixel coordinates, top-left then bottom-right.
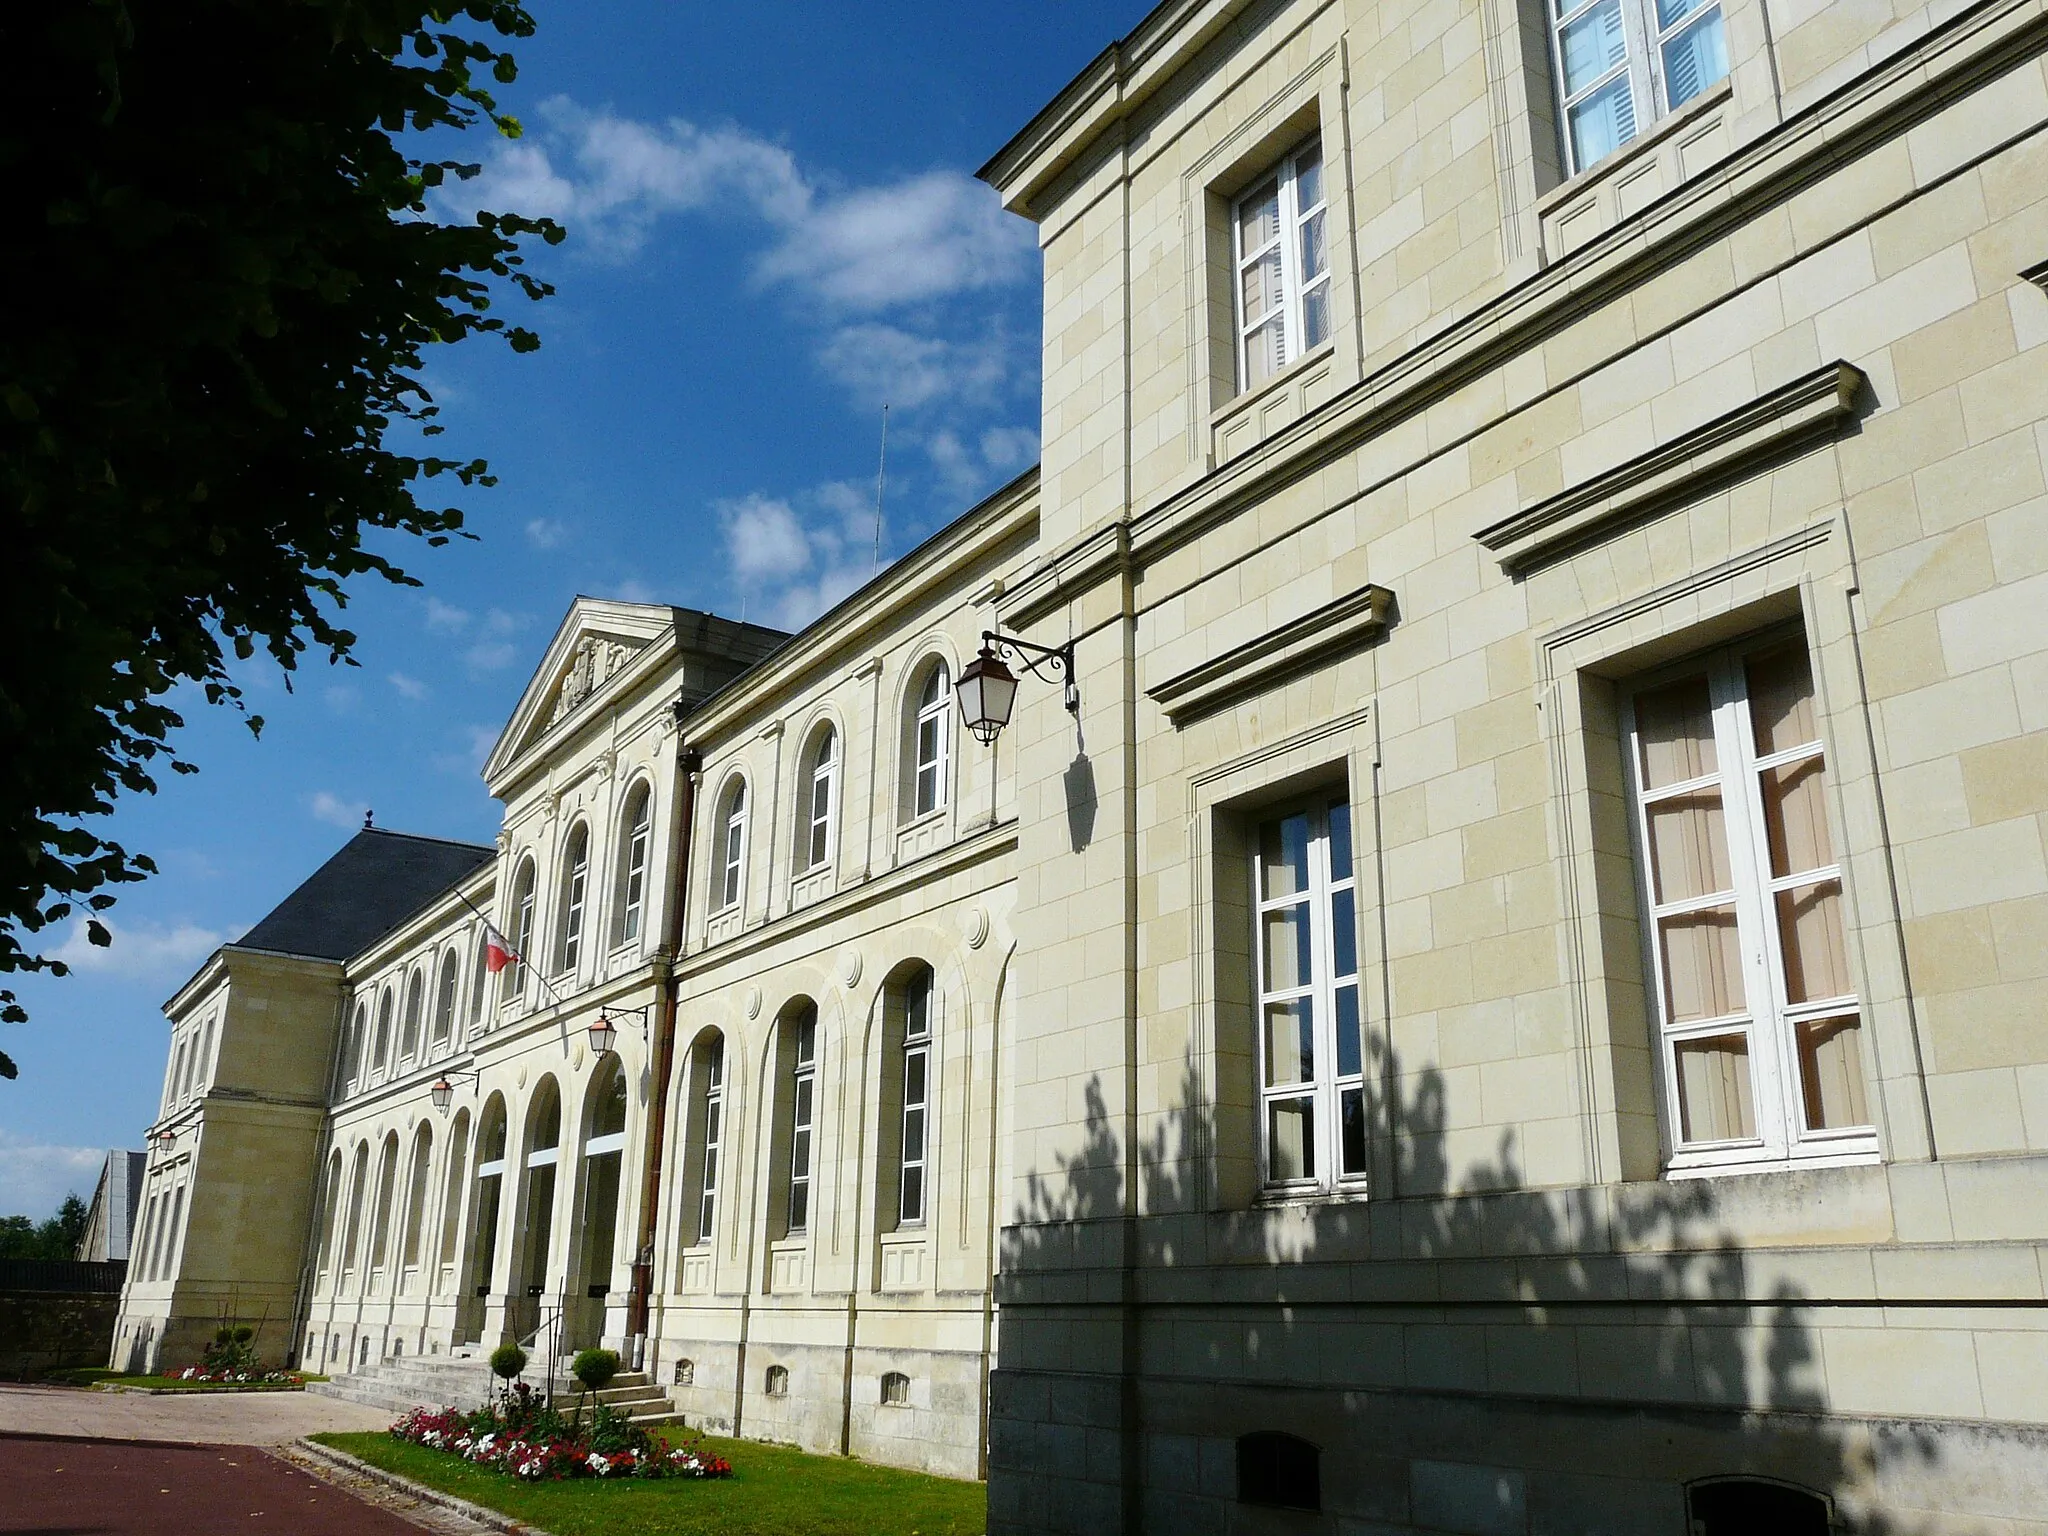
[[897, 967, 933, 1227], [1551, 0, 1729, 175], [785, 1007, 817, 1235], [716, 779, 748, 912], [803, 726, 838, 870], [615, 785, 651, 946], [556, 823, 590, 974], [1623, 632, 1876, 1173], [1233, 137, 1331, 393], [400, 970, 425, 1063], [694, 1036, 723, 1244], [373, 988, 396, 1075], [912, 666, 951, 819], [504, 859, 536, 1004], [431, 950, 459, 1051], [1253, 795, 1367, 1193]]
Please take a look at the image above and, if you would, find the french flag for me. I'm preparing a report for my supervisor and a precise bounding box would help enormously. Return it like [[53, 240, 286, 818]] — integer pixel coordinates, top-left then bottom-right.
[[483, 924, 519, 975]]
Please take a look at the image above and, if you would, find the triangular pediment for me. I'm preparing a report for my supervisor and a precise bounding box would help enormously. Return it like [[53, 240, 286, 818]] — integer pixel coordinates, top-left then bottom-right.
[[483, 598, 678, 787]]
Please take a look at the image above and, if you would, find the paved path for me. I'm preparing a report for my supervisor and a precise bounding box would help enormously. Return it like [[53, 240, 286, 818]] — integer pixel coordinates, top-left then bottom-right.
[[0, 1382, 389, 1444], [0, 1432, 433, 1535]]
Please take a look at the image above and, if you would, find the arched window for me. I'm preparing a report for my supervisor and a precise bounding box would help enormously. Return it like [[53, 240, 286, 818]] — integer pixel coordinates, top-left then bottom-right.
[[369, 1132, 401, 1279], [907, 662, 953, 818], [800, 726, 838, 871], [467, 1098, 509, 1303], [436, 1108, 470, 1289], [400, 1122, 433, 1283], [773, 1001, 819, 1237], [577, 1060, 629, 1301], [341, 1142, 371, 1282], [880, 964, 936, 1230], [503, 858, 536, 1004], [343, 1002, 368, 1093], [517, 1078, 562, 1304], [673, 1358, 695, 1387], [555, 823, 590, 975], [614, 783, 653, 947], [1237, 1432, 1320, 1511], [682, 1032, 725, 1247], [314, 1152, 343, 1285], [764, 1364, 789, 1397], [432, 949, 460, 1051], [881, 1371, 910, 1406], [468, 928, 491, 1032], [1688, 1479, 1830, 1534], [400, 969, 425, 1063], [373, 988, 396, 1074], [716, 777, 748, 912]]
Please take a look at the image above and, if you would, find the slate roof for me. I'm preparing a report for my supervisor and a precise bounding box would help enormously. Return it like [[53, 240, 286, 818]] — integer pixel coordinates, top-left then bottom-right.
[[233, 827, 495, 964]]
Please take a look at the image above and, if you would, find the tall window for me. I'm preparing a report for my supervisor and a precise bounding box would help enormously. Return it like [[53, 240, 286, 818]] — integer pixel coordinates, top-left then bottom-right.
[[469, 929, 491, 1033], [400, 1124, 433, 1279], [343, 1003, 367, 1094], [1624, 633, 1874, 1172], [897, 968, 933, 1227], [556, 824, 590, 975], [803, 726, 838, 870], [615, 785, 652, 946], [912, 666, 951, 818], [373, 989, 396, 1075], [1254, 795, 1366, 1192], [1551, 0, 1729, 174], [400, 970, 425, 1063], [786, 1007, 818, 1235], [1233, 137, 1330, 392], [432, 950, 459, 1051], [717, 778, 748, 911], [504, 858, 536, 1003], [690, 1035, 725, 1245]]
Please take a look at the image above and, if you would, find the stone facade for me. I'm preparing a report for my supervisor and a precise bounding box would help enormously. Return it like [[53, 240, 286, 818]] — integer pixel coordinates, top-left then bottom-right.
[[116, 0, 2048, 1525], [980, 0, 2048, 1531]]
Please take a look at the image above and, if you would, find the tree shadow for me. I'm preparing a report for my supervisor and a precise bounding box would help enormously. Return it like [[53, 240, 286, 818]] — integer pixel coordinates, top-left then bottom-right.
[[993, 1035, 1948, 1535]]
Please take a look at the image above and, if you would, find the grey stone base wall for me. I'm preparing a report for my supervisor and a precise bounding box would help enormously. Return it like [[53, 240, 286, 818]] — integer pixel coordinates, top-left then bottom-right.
[[989, 1370, 2048, 1535], [655, 1317, 986, 1481], [1, 1292, 119, 1379]]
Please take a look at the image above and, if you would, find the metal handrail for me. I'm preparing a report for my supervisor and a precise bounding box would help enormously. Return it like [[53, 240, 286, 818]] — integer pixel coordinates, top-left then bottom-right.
[[513, 1297, 565, 1409]]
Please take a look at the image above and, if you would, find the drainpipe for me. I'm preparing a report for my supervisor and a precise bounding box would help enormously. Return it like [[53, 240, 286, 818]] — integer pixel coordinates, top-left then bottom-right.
[[626, 711, 701, 1360]]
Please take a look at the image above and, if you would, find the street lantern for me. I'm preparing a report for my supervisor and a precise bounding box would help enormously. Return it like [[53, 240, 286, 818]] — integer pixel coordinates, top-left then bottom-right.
[[430, 1077, 455, 1111], [587, 1012, 618, 1057], [956, 645, 1019, 745], [957, 630, 1077, 747], [150, 1127, 176, 1152]]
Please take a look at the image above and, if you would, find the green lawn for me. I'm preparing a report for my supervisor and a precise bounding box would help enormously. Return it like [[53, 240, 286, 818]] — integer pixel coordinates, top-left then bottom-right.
[[44, 1367, 323, 1392], [312, 1430, 987, 1536]]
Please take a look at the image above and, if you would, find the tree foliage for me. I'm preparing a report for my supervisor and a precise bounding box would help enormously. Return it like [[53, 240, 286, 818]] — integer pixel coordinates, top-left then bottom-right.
[[0, 1195, 92, 1259], [0, 0, 564, 1077]]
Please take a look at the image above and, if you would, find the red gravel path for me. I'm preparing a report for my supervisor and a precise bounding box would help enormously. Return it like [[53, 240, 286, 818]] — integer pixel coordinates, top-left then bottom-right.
[[0, 1433, 429, 1535]]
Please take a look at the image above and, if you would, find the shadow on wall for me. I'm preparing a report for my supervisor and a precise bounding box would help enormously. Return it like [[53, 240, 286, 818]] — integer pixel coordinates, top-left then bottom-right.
[[995, 1035, 1950, 1535]]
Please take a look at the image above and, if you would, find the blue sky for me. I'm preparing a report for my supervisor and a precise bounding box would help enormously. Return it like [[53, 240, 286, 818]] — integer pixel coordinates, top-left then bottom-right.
[[1, 2, 1146, 1218]]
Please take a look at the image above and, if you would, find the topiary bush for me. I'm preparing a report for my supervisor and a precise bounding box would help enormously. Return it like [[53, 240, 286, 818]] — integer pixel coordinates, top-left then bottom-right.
[[489, 1342, 527, 1382], [571, 1347, 619, 1394]]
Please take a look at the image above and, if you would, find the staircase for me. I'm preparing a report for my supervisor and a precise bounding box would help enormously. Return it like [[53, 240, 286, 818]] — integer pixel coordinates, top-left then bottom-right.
[[310, 1351, 682, 1428]]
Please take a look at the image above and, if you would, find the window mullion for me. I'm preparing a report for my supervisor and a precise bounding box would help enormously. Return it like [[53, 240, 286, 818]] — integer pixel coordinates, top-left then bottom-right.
[[1278, 157, 1302, 374], [1713, 657, 1788, 1156], [1625, 0, 1663, 119]]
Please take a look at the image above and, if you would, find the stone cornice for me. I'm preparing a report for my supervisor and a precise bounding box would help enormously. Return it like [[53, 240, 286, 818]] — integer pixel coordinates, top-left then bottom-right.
[[1475, 362, 1865, 573], [1148, 583, 1394, 724]]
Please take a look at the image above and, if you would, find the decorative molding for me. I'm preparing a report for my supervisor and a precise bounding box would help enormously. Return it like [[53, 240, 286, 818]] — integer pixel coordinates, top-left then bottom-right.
[[1475, 361, 1864, 574], [743, 986, 762, 1021], [1147, 583, 1394, 726], [963, 907, 990, 950], [2023, 257, 2048, 293], [1002, 521, 1131, 630], [838, 949, 864, 989]]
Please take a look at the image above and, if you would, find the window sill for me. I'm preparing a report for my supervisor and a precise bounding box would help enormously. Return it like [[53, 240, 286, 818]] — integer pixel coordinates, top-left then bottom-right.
[[1536, 78, 1733, 219], [1538, 79, 1734, 259], [1210, 343, 1338, 467], [1664, 1138, 1881, 1180]]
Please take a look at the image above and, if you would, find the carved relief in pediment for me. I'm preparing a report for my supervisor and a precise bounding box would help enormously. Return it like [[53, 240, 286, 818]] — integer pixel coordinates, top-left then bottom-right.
[[545, 635, 641, 731]]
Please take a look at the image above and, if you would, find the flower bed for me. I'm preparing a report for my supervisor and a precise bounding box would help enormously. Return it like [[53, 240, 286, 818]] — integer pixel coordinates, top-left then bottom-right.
[[174, 1366, 304, 1386], [391, 1401, 733, 1483]]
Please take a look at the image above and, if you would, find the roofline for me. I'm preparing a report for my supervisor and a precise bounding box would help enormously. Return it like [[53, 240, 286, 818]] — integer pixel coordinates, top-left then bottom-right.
[[677, 464, 1040, 738], [977, 0, 1257, 217], [341, 857, 499, 977]]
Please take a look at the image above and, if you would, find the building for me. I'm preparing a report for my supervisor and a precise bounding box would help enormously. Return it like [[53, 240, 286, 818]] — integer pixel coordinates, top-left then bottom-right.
[[117, 0, 2048, 1527], [75, 1150, 145, 1263]]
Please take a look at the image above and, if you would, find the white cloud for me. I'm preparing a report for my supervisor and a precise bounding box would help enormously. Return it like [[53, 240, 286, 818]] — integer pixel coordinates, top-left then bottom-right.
[[0, 1132, 109, 1222], [46, 916, 235, 984], [434, 724, 502, 776], [461, 98, 1033, 311], [525, 517, 567, 550], [322, 683, 360, 713], [980, 424, 1039, 472], [924, 421, 1042, 501], [309, 790, 368, 830], [388, 672, 430, 702], [816, 324, 1009, 411], [605, 576, 660, 604], [464, 609, 531, 675], [720, 494, 812, 583], [425, 596, 471, 633]]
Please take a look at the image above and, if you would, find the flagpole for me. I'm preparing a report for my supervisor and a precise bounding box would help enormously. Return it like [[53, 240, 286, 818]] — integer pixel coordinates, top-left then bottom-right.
[[452, 885, 572, 1013]]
